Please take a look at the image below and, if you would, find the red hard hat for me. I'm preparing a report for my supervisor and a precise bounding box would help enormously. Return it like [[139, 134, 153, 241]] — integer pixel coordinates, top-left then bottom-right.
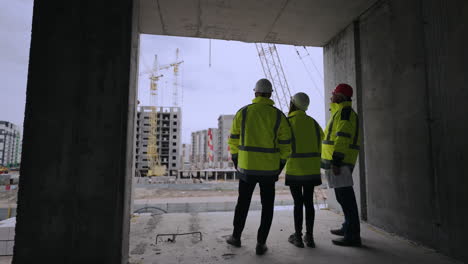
[[333, 83, 353, 98]]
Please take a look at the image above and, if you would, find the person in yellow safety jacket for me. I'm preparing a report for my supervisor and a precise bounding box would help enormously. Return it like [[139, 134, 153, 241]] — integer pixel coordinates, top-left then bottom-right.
[[285, 92, 324, 249], [226, 78, 292, 255], [322, 83, 362, 247]]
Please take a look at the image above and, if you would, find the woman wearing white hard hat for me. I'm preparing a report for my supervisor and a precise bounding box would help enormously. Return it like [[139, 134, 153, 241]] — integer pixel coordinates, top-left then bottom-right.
[[285, 92, 324, 248]]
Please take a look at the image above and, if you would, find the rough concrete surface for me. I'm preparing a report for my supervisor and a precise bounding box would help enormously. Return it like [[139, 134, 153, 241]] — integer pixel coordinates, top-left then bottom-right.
[[128, 209, 459, 264], [323, 0, 468, 262], [138, 0, 376, 46]]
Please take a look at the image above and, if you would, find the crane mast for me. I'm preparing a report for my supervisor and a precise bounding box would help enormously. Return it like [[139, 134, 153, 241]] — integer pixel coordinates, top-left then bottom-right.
[[147, 55, 166, 177], [255, 43, 292, 112]]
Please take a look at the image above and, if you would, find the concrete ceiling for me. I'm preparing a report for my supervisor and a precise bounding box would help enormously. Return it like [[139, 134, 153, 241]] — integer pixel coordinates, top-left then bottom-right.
[[139, 0, 376, 46]]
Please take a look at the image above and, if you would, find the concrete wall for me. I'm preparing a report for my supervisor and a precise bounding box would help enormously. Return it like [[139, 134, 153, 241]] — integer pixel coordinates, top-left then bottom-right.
[[324, 0, 468, 262], [359, 0, 435, 246], [13, 1, 136, 263], [420, 0, 468, 261]]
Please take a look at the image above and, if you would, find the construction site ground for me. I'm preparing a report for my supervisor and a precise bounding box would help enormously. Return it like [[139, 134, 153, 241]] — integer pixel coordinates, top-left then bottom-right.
[[128, 209, 460, 264], [134, 180, 327, 204]]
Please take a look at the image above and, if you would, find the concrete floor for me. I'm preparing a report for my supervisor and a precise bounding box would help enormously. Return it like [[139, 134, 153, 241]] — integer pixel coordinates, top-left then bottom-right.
[[129, 209, 460, 264]]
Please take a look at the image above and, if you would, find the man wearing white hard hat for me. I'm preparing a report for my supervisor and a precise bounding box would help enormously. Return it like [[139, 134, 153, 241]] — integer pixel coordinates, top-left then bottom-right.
[[226, 78, 292, 255], [285, 92, 324, 248]]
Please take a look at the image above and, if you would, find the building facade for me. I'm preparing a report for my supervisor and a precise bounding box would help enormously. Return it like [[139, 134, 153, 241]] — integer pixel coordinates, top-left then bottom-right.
[[190, 115, 234, 169], [217, 115, 234, 168], [181, 143, 191, 170], [191, 128, 219, 169], [135, 106, 181, 176], [0, 121, 22, 167]]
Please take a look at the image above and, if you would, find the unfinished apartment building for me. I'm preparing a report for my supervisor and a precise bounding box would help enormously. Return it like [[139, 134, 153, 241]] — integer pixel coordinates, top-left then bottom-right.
[[135, 106, 181, 176]]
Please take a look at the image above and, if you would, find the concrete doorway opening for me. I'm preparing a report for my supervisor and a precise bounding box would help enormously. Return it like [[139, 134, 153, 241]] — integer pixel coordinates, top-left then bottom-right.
[[129, 34, 328, 263]]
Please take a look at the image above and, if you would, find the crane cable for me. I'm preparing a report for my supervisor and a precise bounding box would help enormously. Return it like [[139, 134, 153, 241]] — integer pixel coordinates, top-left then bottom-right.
[[294, 46, 324, 99], [303, 46, 324, 80]]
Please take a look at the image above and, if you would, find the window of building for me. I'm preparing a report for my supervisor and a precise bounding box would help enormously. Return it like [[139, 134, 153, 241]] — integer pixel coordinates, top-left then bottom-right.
[[173, 135, 176, 139], [173, 122, 177, 125], [173, 142, 176, 146], [172, 156, 176, 160], [172, 163, 176, 167], [173, 129, 177, 132], [173, 115, 177, 118], [172, 149, 176, 153]]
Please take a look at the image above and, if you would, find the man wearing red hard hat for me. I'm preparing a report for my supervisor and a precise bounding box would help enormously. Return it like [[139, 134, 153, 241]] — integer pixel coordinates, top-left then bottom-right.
[[321, 83, 362, 247]]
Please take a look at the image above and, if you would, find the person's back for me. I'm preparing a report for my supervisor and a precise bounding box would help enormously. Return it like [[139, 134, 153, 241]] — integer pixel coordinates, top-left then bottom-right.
[[285, 111, 323, 185], [234, 97, 290, 181], [284, 93, 324, 248]]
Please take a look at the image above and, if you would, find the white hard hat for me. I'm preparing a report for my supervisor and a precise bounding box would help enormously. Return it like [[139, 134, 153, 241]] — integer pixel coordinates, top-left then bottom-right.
[[291, 92, 310, 111], [253, 78, 273, 93]]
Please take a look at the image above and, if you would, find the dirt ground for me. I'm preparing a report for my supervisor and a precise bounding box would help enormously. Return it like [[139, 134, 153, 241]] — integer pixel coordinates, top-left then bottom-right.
[[0, 189, 17, 207]]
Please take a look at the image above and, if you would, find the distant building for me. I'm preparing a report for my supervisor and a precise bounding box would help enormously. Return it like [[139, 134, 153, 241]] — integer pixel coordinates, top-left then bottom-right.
[[191, 128, 218, 169], [181, 143, 191, 170], [190, 115, 235, 169], [191, 130, 206, 168], [0, 121, 22, 167], [217, 115, 235, 168], [135, 106, 181, 176]]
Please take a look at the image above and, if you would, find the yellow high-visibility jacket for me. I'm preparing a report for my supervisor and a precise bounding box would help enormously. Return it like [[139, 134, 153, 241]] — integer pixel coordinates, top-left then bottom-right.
[[228, 97, 291, 180], [321, 101, 361, 170], [285, 110, 324, 186]]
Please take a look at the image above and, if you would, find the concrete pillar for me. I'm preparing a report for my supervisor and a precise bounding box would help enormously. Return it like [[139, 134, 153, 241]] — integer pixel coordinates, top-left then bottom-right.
[[13, 1, 137, 263], [205, 171, 208, 181], [224, 172, 227, 181], [215, 171, 218, 181]]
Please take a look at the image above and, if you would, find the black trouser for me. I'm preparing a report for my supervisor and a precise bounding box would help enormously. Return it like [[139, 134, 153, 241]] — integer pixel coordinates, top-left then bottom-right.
[[334, 186, 360, 240], [289, 184, 316, 236], [232, 178, 275, 244]]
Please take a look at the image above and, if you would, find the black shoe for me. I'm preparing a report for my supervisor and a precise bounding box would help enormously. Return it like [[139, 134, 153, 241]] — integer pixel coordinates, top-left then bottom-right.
[[226, 235, 241, 247], [288, 233, 304, 248], [255, 243, 268, 255], [330, 228, 345, 236], [303, 233, 315, 248], [332, 237, 362, 247]]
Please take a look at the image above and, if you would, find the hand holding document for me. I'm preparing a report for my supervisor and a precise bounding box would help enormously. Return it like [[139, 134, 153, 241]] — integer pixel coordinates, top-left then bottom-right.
[[324, 166, 353, 188]]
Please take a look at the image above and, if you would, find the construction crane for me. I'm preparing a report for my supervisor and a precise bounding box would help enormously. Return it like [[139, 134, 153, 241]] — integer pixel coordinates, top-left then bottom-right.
[[255, 43, 292, 112], [159, 48, 183, 107], [144, 55, 166, 177], [140, 50, 183, 177]]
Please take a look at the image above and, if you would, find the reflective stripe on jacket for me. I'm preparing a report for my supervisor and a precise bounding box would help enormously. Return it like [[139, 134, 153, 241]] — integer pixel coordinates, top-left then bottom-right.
[[321, 101, 360, 170], [228, 97, 291, 178], [285, 110, 324, 186]]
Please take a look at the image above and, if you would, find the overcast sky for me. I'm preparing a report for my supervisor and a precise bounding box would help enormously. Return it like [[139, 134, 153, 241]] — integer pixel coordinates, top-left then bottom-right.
[[1, 0, 325, 144], [0, 0, 33, 131]]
